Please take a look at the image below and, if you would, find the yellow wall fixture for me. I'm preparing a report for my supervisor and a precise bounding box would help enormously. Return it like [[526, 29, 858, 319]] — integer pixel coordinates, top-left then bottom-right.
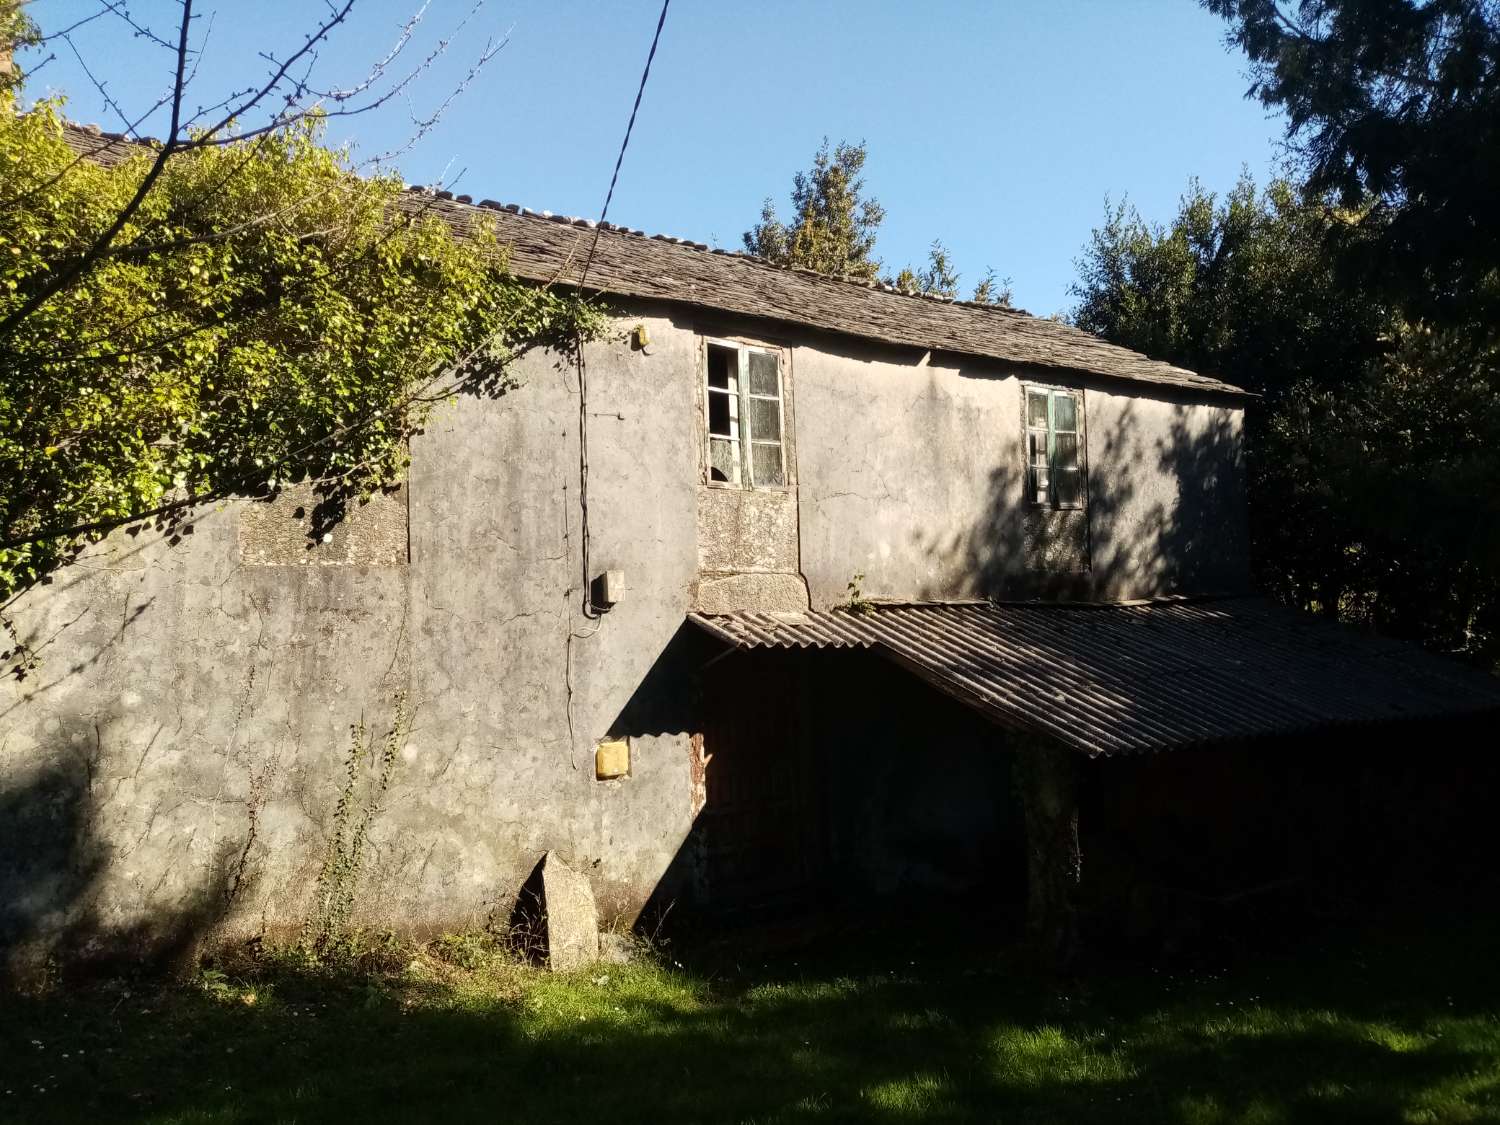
[[631, 324, 650, 349], [595, 738, 630, 780]]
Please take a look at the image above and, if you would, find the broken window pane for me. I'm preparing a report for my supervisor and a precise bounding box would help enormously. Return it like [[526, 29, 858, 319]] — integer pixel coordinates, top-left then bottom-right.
[[1028, 430, 1048, 466], [752, 443, 785, 486], [1052, 393, 1077, 432], [707, 344, 736, 391], [1028, 392, 1050, 428], [708, 390, 736, 437], [748, 350, 780, 396], [1032, 464, 1049, 504], [748, 397, 781, 441], [710, 437, 740, 484]]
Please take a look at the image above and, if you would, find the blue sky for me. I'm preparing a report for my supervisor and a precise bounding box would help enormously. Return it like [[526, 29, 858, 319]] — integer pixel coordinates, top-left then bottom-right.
[[22, 0, 1288, 316]]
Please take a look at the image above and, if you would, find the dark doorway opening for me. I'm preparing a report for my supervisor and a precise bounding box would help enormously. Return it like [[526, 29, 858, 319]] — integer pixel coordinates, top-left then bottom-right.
[[698, 650, 820, 916], [693, 647, 1027, 927]]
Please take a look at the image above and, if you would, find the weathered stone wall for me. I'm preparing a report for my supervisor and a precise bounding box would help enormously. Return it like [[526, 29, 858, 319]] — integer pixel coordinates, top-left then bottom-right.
[[0, 303, 1249, 974]]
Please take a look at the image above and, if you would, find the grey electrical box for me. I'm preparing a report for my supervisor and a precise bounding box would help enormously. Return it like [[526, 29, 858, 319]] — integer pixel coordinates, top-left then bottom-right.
[[591, 569, 625, 609]]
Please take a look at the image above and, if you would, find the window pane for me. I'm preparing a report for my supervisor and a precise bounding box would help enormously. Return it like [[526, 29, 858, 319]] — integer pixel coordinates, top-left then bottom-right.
[[1027, 392, 1049, 427], [707, 344, 736, 391], [1054, 432, 1079, 470], [708, 390, 737, 437], [1051, 393, 1077, 432], [1028, 430, 1049, 465], [1031, 464, 1048, 504], [1054, 467, 1083, 508], [747, 397, 781, 441], [710, 437, 740, 484], [748, 350, 780, 396], [752, 443, 785, 486]]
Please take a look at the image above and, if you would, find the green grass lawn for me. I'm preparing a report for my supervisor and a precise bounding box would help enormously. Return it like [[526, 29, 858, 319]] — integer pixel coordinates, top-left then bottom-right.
[[3, 914, 1499, 1124]]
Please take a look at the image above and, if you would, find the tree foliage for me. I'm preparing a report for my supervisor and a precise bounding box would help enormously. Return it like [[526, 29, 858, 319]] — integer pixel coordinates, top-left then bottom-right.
[[1204, 0, 1500, 323], [0, 104, 602, 605], [1073, 175, 1500, 662], [1073, 175, 1384, 399], [0, 2, 37, 99], [743, 138, 886, 282], [746, 139, 1014, 306], [892, 240, 961, 298], [970, 268, 1015, 308]]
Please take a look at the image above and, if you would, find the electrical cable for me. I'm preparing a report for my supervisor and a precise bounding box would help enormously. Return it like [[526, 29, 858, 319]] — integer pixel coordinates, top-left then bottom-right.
[[564, 0, 672, 768], [573, 0, 670, 619]]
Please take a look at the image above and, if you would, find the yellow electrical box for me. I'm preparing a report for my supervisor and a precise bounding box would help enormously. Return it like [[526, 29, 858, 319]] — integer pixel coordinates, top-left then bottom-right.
[[595, 738, 630, 780]]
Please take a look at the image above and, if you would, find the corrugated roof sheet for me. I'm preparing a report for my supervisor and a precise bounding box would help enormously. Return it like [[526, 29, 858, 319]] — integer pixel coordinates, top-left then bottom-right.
[[58, 122, 1246, 397], [687, 598, 1500, 757]]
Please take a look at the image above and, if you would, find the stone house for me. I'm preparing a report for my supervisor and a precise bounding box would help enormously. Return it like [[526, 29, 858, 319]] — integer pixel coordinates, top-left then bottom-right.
[[3, 125, 1499, 973]]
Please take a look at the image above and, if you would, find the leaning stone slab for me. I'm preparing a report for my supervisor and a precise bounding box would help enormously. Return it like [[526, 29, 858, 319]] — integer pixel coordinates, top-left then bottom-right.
[[540, 851, 599, 972]]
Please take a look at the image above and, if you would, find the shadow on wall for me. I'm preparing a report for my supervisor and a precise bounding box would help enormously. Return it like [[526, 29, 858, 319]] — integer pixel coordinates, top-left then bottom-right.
[[916, 388, 1248, 602], [603, 622, 720, 934], [0, 708, 251, 988]]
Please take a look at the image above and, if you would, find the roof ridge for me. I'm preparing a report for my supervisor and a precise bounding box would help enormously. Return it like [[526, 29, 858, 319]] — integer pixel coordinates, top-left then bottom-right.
[[60, 122, 1052, 320], [54, 120, 1247, 396], [398, 177, 1041, 316]]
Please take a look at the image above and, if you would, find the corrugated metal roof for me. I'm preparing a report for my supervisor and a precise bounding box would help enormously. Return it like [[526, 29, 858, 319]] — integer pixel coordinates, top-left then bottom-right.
[[687, 598, 1500, 757], [58, 122, 1246, 397]]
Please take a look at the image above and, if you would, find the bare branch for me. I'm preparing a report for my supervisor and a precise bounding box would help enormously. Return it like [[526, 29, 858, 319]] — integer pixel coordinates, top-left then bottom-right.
[[98, 0, 179, 52], [62, 34, 138, 138], [4, 0, 509, 336], [35, 5, 112, 43], [308, 0, 431, 103], [402, 23, 508, 135], [181, 8, 216, 91], [189, 1, 357, 142]]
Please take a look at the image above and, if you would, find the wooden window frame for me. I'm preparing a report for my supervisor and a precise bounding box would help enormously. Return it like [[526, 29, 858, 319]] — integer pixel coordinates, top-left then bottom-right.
[[1024, 384, 1087, 511], [703, 337, 789, 491]]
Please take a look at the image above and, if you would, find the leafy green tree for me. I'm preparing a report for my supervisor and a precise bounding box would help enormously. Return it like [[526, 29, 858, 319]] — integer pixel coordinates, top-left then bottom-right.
[[0, 104, 601, 611], [0, 2, 36, 99], [746, 139, 1013, 306], [1073, 174, 1500, 662], [1073, 175, 1384, 400], [0, 0, 596, 652], [1204, 0, 1500, 324], [744, 138, 886, 282]]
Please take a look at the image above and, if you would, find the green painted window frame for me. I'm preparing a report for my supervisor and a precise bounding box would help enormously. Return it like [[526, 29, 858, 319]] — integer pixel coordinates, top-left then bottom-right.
[[1025, 386, 1085, 510]]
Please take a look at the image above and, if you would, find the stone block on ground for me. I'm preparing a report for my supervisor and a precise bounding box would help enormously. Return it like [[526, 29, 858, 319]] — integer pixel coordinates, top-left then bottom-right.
[[540, 851, 598, 971]]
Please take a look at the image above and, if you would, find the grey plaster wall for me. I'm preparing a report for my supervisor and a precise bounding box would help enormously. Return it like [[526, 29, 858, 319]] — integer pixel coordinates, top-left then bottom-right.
[[0, 302, 1248, 974], [790, 338, 1248, 606], [1, 309, 706, 976]]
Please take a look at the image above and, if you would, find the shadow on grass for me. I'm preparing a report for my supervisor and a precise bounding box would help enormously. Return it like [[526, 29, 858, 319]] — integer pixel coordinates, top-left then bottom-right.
[[4, 914, 1499, 1125]]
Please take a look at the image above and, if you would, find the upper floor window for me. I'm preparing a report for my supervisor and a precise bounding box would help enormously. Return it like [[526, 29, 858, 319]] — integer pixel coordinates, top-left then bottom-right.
[[1026, 386, 1084, 509], [705, 341, 785, 488]]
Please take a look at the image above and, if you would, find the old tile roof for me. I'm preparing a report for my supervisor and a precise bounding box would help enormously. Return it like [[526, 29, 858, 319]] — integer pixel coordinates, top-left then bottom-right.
[[59, 122, 1247, 397], [687, 598, 1500, 757]]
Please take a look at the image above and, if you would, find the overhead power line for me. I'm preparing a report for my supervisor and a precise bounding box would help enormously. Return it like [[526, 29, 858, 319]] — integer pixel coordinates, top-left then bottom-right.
[[579, 0, 671, 289]]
